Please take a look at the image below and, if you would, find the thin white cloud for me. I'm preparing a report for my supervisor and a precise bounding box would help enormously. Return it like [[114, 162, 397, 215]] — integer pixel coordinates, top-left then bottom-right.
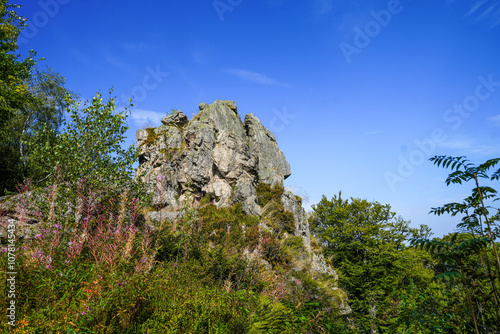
[[437, 138, 475, 150], [481, 4, 500, 28], [475, 3, 498, 20], [465, 0, 487, 17], [70, 48, 92, 67], [488, 114, 500, 126], [103, 51, 129, 72], [364, 130, 385, 135], [428, 194, 470, 206], [437, 138, 500, 156], [129, 108, 165, 127], [464, 0, 500, 28], [222, 68, 292, 88]]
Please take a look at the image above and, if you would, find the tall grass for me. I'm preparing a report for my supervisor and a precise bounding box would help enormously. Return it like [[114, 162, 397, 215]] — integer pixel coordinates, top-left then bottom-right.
[[1, 177, 350, 333]]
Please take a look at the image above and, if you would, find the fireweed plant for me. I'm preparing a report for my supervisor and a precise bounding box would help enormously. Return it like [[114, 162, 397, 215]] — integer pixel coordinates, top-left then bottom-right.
[[0, 172, 351, 333], [0, 174, 156, 332]]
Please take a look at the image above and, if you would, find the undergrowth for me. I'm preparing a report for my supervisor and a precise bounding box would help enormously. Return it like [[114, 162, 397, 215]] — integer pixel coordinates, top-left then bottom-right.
[[256, 183, 295, 234], [0, 177, 349, 333]]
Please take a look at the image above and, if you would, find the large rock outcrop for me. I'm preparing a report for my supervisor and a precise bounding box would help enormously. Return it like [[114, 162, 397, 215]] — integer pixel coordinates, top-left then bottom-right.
[[135, 100, 337, 279], [135, 100, 290, 217]]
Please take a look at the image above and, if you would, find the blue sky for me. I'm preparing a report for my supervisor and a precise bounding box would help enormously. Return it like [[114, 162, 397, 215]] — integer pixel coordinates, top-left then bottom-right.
[[16, 0, 500, 237]]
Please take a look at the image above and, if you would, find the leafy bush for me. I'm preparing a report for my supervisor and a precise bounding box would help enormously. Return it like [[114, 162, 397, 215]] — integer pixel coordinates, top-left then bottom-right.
[[410, 155, 500, 333], [29, 90, 142, 196], [256, 183, 295, 233], [0, 171, 357, 333]]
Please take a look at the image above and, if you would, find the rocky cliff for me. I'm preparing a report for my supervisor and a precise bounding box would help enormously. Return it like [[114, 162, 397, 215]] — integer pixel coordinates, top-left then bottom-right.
[[136, 100, 289, 213], [135, 100, 337, 278]]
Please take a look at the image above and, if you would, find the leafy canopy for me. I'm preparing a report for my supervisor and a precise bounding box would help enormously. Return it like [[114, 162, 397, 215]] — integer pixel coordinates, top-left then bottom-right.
[[411, 155, 500, 333], [29, 90, 138, 192], [310, 193, 434, 332], [0, 68, 74, 194], [0, 0, 37, 125]]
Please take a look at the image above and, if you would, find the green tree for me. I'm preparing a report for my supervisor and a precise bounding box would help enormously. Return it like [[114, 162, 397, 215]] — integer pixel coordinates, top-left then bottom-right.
[[310, 193, 435, 333], [0, 0, 39, 194], [420, 233, 498, 333], [411, 156, 500, 333], [0, 68, 73, 194], [29, 89, 140, 197], [22, 68, 74, 162], [0, 0, 37, 125]]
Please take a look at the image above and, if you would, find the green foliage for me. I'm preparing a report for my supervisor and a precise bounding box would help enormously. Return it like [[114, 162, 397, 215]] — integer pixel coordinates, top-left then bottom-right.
[[0, 175, 354, 333], [256, 182, 283, 207], [0, 178, 155, 333], [0, 2, 73, 195], [0, 0, 37, 125], [0, 67, 74, 194], [249, 300, 294, 333], [256, 183, 295, 233], [283, 235, 304, 250], [294, 195, 302, 206], [395, 279, 455, 333], [145, 127, 158, 146], [196, 203, 262, 252], [200, 193, 213, 206], [430, 155, 500, 185], [310, 192, 435, 333], [28, 90, 140, 195], [411, 155, 500, 333]]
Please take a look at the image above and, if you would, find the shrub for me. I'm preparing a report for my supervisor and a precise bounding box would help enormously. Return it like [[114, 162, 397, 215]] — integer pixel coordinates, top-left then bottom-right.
[[256, 183, 295, 234], [0, 176, 351, 332], [256, 183, 284, 207], [29, 90, 138, 191]]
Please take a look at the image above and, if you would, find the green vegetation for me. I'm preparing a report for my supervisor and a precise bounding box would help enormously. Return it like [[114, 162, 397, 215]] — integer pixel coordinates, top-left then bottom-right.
[[145, 127, 159, 146], [310, 193, 436, 333], [256, 183, 295, 234], [0, 181, 350, 333], [410, 156, 500, 333], [308, 156, 500, 333], [0, 1, 73, 195], [1, 1, 500, 332], [0, 0, 36, 125]]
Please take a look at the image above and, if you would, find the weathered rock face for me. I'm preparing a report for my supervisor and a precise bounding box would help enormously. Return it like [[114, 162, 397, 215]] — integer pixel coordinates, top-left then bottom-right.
[[281, 190, 311, 249], [135, 100, 290, 216], [135, 100, 337, 279]]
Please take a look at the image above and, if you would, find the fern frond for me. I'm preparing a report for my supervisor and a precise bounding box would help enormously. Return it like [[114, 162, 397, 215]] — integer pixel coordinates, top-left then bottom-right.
[[478, 157, 500, 173], [445, 170, 473, 186], [491, 166, 500, 181], [430, 156, 471, 171], [430, 202, 468, 216]]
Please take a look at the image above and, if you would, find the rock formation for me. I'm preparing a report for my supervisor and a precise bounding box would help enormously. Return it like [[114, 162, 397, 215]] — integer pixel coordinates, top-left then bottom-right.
[[135, 100, 291, 216], [135, 100, 335, 277]]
